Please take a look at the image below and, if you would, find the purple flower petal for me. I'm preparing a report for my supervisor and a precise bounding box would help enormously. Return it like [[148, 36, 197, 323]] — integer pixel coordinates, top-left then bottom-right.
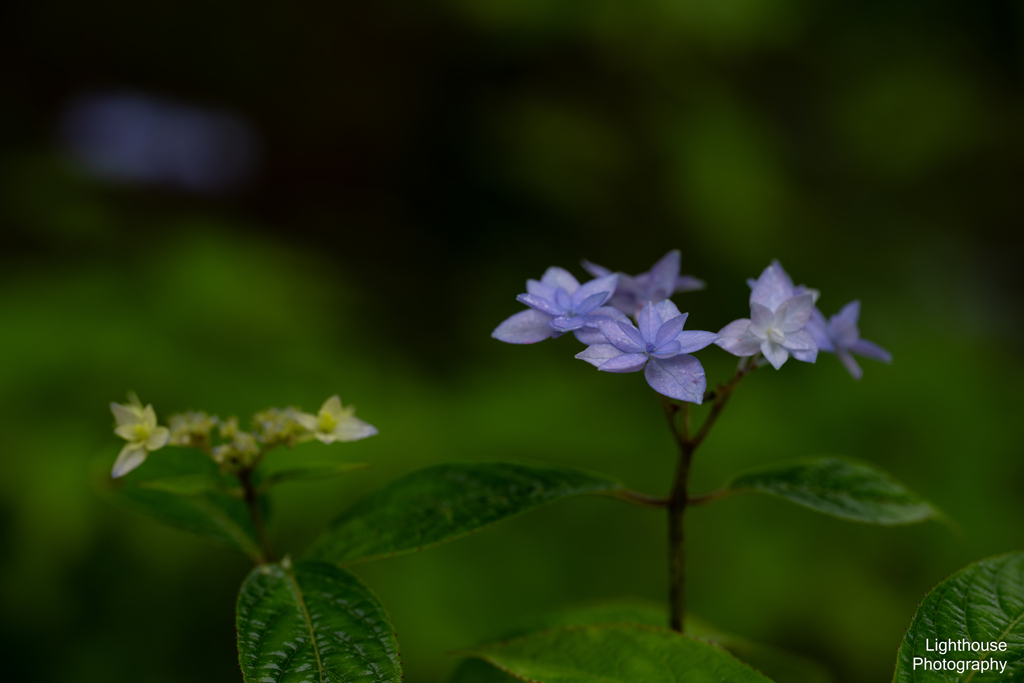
[[550, 315, 587, 331], [575, 291, 610, 316], [791, 348, 818, 363], [776, 293, 815, 332], [782, 329, 816, 352], [850, 338, 892, 363], [750, 302, 774, 329], [575, 343, 624, 368], [806, 307, 834, 352], [516, 293, 563, 317], [644, 355, 707, 403], [637, 301, 663, 342], [554, 288, 572, 311], [540, 267, 580, 293], [829, 300, 861, 347], [655, 315, 687, 347], [598, 353, 649, 373], [612, 273, 645, 301], [526, 279, 555, 299], [585, 306, 630, 325], [646, 250, 681, 301], [597, 319, 645, 353], [575, 306, 629, 344], [750, 260, 796, 311], [651, 340, 681, 358], [760, 340, 789, 369], [674, 330, 719, 354], [580, 259, 612, 279], [607, 291, 642, 319], [573, 327, 608, 345], [675, 275, 705, 293], [715, 319, 761, 356], [617, 320, 646, 348], [837, 349, 863, 380], [652, 300, 683, 326], [792, 284, 820, 304], [572, 273, 618, 310], [493, 309, 556, 344]]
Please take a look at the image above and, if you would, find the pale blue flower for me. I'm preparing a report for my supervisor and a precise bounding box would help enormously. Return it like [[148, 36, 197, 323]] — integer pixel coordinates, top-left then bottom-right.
[[716, 260, 818, 369], [576, 300, 718, 403], [806, 301, 891, 380], [492, 267, 623, 344], [582, 250, 704, 319]]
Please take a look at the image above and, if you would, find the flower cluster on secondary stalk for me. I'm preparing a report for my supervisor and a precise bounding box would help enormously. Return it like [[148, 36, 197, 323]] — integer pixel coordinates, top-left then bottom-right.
[[493, 252, 891, 401], [109, 393, 377, 478]]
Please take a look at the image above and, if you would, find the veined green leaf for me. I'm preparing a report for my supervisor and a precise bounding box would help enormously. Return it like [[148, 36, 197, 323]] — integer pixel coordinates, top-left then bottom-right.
[[101, 448, 262, 561], [259, 462, 369, 492], [723, 456, 941, 525], [451, 601, 831, 683], [894, 552, 1024, 681], [459, 623, 772, 683], [237, 559, 402, 683], [304, 462, 624, 565]]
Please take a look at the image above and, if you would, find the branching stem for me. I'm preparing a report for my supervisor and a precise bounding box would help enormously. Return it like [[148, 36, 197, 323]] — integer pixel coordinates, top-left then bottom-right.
[[237, 467, 274, 564], [661, 354, 759, 632]]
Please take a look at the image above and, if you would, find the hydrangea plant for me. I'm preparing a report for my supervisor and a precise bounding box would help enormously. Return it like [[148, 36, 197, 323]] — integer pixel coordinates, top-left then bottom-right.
[[104, 253, 1013, 683]]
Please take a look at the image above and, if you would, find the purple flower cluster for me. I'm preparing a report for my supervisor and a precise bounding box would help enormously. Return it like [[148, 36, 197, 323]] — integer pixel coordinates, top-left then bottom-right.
[[494, 251, 716, 402], [494, 253, 890, 401], [582, 250, 704, 319], [715, 260, 818, 369], [715, 260, 891, 378], [491, 267, 624, 345], [576, 300, 718, 403]]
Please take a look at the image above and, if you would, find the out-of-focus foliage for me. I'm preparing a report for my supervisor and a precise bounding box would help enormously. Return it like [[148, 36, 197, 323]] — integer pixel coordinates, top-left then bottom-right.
[[1, 0, 1023, 682], [103, 448, 261, 560]]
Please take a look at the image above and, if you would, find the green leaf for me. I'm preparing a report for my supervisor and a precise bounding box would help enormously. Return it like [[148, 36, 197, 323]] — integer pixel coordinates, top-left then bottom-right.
[[259, 462, 369, 491], [723, 456, 941, 525], [449, 658, 522, 683], [459, 623, 772, 683], [101, 448, 262, 561], [894, 552, 1024, 681], [237, 559, 402, 683], [452, 601, 831, 683], [687, 619, 832, 683], [304, 462, 624, 565], [137, 473, 239, 496]]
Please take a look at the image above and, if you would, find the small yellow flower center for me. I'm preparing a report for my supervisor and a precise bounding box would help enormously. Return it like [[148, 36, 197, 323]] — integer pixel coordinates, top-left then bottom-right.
[[134, 423, 153, 441], [319, 412, 338, 432]]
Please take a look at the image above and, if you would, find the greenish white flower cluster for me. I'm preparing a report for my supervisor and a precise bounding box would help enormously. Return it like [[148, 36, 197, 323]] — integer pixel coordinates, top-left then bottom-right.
[[109, 393, 377, 478]]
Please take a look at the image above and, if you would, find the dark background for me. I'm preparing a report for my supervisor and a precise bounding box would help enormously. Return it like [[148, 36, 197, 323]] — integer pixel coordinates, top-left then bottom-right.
[[2, 1, 1023, 681]]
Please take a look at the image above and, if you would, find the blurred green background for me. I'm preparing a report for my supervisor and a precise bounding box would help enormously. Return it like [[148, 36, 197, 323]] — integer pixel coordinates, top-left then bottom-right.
[[2, 0, 1023, 681]]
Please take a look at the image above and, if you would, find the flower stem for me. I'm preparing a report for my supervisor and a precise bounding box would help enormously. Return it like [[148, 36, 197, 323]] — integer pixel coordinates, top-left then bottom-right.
[[661, 396, 693, 632], [661, 354, 760, 632], [237, 467, 274, 564]]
